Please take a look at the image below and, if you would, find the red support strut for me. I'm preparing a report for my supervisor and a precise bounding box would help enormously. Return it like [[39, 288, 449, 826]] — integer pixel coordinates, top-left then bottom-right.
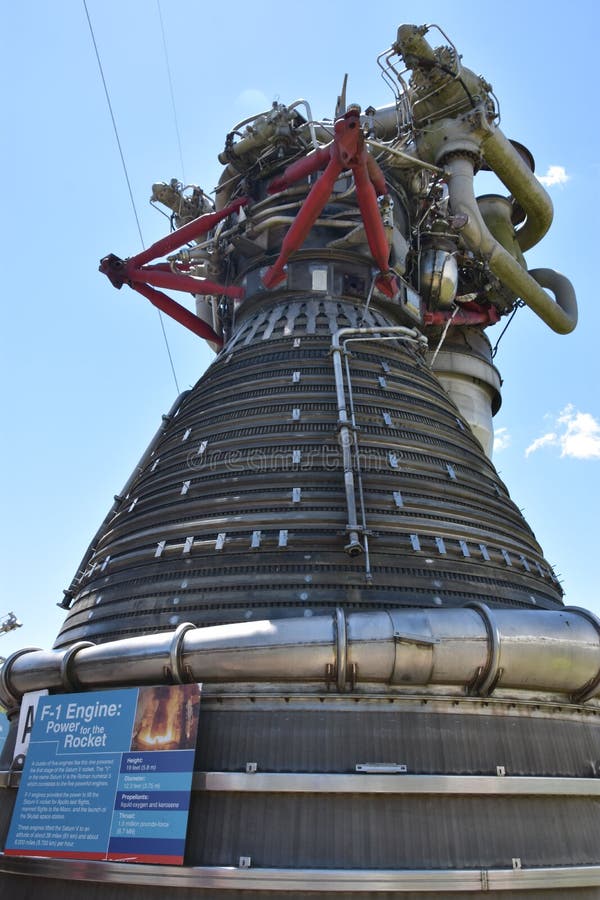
[[132, 198, 248, 267], [131, 282, 223, 347], [424, 305, 501, 327], [100, 197, 248, 344], [262, 110, 397, 298]]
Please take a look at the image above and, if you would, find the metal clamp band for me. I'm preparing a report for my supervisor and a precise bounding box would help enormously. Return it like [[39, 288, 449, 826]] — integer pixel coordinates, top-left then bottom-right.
[[59, 641, 95, 692], [464, 602, 501, 697], [335, 607, 347, 693], [0, 647, 41, 710], [565, 606, 600, 703], [168, 622, 196, 683]]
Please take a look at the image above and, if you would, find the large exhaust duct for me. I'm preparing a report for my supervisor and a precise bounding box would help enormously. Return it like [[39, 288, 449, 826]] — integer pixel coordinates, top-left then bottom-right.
[[2, 605, 600, 706]]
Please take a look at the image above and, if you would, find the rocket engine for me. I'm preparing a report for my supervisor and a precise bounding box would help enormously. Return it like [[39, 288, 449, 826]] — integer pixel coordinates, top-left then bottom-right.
[[0, 23, 598, 899]]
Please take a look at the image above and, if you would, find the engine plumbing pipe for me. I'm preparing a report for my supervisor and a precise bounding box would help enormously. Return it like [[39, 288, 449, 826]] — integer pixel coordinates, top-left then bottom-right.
[[3, 606, 600, 707], [479, 124, 552, 253], [445, 155, 577, 334], [366, 138, 446, 176], [132, 198, 248, 268], [331, 326, 427, 555]]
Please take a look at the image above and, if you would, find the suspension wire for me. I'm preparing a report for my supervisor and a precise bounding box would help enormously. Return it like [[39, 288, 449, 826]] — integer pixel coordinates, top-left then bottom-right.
[[82, 0, 144, 248], [82, 0, 181, 393], [156, 306, 181, 392], [156, 0, 186, 184]]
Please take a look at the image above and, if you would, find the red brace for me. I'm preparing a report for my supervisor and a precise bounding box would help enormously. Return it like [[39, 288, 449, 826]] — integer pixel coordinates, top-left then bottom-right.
[[262, 110, 397, 298], [100, 197, 248, 346]]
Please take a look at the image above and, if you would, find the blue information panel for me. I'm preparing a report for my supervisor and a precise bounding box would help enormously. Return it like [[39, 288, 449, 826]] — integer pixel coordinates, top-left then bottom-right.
[[5, 684, 201, 864], [0, 708, 8, 756]]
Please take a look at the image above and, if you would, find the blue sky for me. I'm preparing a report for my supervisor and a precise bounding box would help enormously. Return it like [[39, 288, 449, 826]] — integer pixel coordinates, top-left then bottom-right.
[[1, 0, 599, 659]]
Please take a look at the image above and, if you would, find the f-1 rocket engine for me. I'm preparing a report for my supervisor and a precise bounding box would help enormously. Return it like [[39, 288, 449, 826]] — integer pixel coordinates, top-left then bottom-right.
[[1, 23, 597, 900]]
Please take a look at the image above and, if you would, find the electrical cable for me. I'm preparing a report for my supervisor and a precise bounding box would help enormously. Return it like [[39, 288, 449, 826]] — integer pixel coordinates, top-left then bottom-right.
[[430, 304, 460, 366], [82, 0, 180, 393], [491, 301, 524, 359]]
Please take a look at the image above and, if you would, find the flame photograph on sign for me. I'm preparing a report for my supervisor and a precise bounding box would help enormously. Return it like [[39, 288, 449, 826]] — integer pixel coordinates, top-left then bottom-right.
[[131, 685, 200, 752]]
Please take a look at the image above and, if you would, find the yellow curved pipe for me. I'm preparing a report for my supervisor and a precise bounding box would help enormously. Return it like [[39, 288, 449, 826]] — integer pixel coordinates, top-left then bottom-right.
[[479, 124, 553, 253], [446, 156, 577, 334]]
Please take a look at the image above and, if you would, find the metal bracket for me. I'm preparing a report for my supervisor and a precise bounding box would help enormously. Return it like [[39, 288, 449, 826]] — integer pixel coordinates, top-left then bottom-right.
[[167, 622, 196, 684], [464, 601, 502, 697], [335, 607, 347, 693], [7, 757, 24, 788], [355, 763, 407, 774], [59, 641, 95, 692], [393, 631, 440, 648], [325, 662, 335, 691], [58, 589, 74, 610], [325, 610, 358, 693], [410, 534, 421, 551], [501, 548, 513, 567]]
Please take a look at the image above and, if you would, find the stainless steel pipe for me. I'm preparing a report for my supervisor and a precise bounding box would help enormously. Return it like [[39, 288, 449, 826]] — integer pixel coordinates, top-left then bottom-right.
[[330, 326, 426, 555], [2, 605, 600, 708]]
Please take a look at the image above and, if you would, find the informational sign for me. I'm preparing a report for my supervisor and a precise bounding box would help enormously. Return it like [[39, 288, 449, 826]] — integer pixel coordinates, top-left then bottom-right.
[[5, 683, 201, 865], [0, 707, 8, 757]]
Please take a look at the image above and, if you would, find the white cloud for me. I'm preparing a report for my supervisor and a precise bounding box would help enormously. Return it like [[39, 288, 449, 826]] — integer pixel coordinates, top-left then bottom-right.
[[493, 427, 511, 452], [525, 405, 600, 460], [537, 165, 571, 187], [525, 432, 558, 457], [236, 88, 270, 112]]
